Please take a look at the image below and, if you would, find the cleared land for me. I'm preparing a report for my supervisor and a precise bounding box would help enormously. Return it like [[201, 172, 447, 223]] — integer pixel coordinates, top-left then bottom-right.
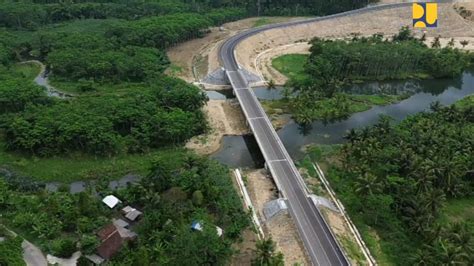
[[166, 16, 305, 83], [236, 2, 474, 79]]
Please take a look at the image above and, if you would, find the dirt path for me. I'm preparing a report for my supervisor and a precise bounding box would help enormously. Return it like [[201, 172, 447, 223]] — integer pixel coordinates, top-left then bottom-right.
[[186, 99, 248, 155], [22, 241, 47, 266]]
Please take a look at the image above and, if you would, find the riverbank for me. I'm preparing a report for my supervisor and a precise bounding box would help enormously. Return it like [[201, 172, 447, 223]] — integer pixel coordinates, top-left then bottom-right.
[[186, 99, 249, 155], [20, 60, 73, 98]]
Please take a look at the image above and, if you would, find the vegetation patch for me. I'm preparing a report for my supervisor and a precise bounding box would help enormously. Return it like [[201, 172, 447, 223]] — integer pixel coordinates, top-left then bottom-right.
[[307, 99, 474, 265], [272, 53, 308, 81], [273, 28, 472, 124], [0, 234, 24, 266], [1, 153, 249, 263]]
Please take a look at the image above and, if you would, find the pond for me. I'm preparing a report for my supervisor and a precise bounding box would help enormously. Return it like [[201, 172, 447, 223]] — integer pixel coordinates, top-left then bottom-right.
[[213, 70, 474, 167]]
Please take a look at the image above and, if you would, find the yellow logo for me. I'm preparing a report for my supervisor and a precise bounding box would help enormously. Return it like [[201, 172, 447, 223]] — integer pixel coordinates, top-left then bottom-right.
[[413, 2, 438, 28]]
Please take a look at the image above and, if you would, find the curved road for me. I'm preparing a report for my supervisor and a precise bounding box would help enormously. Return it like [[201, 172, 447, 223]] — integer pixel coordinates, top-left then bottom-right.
[[219, 2, 414, 265]]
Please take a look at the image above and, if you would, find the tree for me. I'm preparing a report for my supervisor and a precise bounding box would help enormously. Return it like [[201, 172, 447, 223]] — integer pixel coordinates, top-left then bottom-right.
[[393, 26, 413, 42], [353, 172, 383, 197], [50, 238, 77, 258], [192, 190, 204, 206], [431, 36, 441, 48], [252, 238, 284, 266], [460, 40, 469, 48], [448, 38, 455, 47], [80, 235, 99, 255]]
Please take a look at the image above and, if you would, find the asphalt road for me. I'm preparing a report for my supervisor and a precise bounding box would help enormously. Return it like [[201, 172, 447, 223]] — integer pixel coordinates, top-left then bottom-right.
[[219, 3, 414, 265]]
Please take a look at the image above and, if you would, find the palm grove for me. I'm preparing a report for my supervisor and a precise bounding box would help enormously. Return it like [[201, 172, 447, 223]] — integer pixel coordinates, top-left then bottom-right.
[[323, 101, 474, 265], [293, 29, 474, 264]]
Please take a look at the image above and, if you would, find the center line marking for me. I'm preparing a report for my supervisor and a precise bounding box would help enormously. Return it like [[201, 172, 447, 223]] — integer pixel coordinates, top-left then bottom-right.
[[268, 159, 287, 163], [248, 117, 265, 120]]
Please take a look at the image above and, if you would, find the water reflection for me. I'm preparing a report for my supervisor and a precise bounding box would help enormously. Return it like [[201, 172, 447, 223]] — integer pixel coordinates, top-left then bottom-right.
[[214, 71, 474, 166], [211, 135, 264, 168]]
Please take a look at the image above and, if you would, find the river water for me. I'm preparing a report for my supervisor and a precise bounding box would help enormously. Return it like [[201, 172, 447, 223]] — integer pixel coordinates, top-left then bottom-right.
[[211, 70, 474, 167]]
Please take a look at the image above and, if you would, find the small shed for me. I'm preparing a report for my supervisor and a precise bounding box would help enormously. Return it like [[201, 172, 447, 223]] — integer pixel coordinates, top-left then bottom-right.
[[85, 254, 104, 265], [113, 219, 129, 229], [102, 195, 121, 209], [121, 206, 142, 222]]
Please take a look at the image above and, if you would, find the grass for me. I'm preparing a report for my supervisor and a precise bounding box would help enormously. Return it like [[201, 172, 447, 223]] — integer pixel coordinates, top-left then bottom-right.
[[0, 137, 186, 183], [11, 63, 41, 80], [340, 235, 366, 265], [167, 64, 183, 77], [272, 54, 308, 81], [355, 223, 396, 266], [253, 18, 273, 27], [439, 198, 474, 233], [262, 94, 408, 121], [455, 94, 474, 110]]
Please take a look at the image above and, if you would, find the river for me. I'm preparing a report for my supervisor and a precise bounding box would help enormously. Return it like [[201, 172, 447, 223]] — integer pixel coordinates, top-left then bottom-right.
[[210, 70, 474, 167]]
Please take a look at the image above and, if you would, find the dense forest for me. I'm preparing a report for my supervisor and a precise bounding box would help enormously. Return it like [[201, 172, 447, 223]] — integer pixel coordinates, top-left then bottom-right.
[[320, 101, 474, 265], [286, 28, 473, 124], [0, 0, 378, 30], [0, 153, 249, 264]]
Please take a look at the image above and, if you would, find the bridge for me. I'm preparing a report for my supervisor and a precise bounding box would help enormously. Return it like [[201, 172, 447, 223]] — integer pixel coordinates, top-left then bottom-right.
[[218, 2, 413, 265]]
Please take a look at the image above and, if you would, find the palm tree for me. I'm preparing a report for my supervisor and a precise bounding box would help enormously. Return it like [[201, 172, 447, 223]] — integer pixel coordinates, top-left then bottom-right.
[[411, 248, 434, 265], [252, 238, 284, 266], [447, 38, 455, 47], [430, 101, 443, 112], [266, 79, 277, 99], [423, 189, 446, 217], [344, 128, 360, 143], [354, 172, 383, 197], [446, 223, 473, 254], [435, 239, 469, 265], [267, 79, 276, 90], [431, 36, 441, 49], [460, 40, 469, 48]]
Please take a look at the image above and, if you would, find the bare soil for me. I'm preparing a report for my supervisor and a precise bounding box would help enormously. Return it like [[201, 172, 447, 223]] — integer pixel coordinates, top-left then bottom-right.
[[186, 99, 248, 155], [236, 2, 474, 75], [231, 228, 258, 265], [245, 169, 309, 265], [455, 1, 474, 21], [166, 17, 304, 83]]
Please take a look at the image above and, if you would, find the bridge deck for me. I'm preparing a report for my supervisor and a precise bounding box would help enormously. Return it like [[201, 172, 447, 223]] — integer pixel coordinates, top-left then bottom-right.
[[226, 70, 348, 266]]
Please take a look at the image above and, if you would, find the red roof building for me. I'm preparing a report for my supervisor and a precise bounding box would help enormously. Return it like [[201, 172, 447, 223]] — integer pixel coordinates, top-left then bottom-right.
[[96, 224, 136, 260]]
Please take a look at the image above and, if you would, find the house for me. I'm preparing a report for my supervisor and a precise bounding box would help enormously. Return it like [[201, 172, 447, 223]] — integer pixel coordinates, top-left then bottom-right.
[[102, 195, 121, 209], [96, 223, 137, 260], [121, 206, 143, 222], [113, 219, 129, 229]]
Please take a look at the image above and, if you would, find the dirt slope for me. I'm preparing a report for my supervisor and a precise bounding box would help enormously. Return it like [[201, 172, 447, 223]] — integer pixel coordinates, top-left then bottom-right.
[[235, 2, 474, 76]]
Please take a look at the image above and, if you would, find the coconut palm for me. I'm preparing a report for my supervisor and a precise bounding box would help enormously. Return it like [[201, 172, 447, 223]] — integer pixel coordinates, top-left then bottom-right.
[[353, 172, 383, 197], [252, 238, 284, 266]]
